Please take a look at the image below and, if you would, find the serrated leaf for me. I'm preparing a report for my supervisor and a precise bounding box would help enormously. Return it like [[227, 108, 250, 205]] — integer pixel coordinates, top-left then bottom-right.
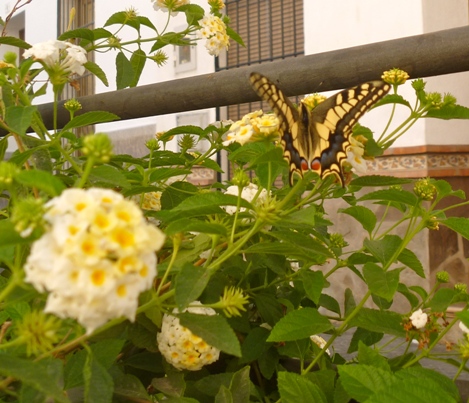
[[88, 165, 131, 188], [319, 294, 342, 315], [62, 111, 119, 130], [364, 235, 402, 265], [429, 288, 458, 312], [178, 313, 241, 356], [226, 26, 245, 47], [116, 51, 134, 90], [363, 262, 400, 301], [160, 181, 199, 210], [254, 293, 284, 327], [151, 372, 185, 397], [397, 248, 425, 277], [278, 372, 327, 403], [358, 188, 417, 206], [179, 4, 205, 25], [129, 49, 146, 87], [5, 105, 36, 135], [84, 352, 113, 403], [58, 28, 94, 42], [375, 93, 411, 109], [338, 364, 396, 402], [166, 218, 226, 236], [425, 103, 469, 119], [240, 327, 270, 364], [0, 355, 68, 402], [351, 175, 412, 187], [299, 269, 325, 304], [348, 328, 383, 354], [16, 170, 65, 196], [349, 308, 405, 337], [340, 205, 376, 234], [148, 167, 192, 183], [162, 125, 206, 138], [358, 342, 391, 371], [175, 263, 212, 309], [441, 217, 469, 241], [84, 61, 109, 87], [113, 373, 150, 401], [0, 36, 30, 49], [267, 308, 332, 342], [230, 366, 251, 403]]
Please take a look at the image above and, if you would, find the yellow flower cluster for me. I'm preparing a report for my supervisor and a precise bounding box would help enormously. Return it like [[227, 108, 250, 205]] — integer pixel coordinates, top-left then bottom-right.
[[25, 188, 165, 334], [302, 93, 327, 109], [157, 302, 220, 371], [381, 68, 410, 86], [223, 110, 280, 146], [197, 15, 230, 56]]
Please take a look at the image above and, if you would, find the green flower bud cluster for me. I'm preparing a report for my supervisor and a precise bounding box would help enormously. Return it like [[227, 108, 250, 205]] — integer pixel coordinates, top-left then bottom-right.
[[414, 178, 436, 201], [81, 133, 113, 163]]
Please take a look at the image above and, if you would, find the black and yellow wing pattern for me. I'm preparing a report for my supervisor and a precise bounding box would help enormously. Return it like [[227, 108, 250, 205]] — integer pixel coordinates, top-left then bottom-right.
[[249, 72, 390, 186]]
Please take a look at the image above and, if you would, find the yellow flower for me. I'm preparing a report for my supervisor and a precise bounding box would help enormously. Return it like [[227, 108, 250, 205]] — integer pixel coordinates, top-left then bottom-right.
[[381, 68, 410, 85], [302, 93, 327, 109]]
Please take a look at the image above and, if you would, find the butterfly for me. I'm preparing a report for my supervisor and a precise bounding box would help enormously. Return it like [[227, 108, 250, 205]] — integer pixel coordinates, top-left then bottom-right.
[[249, 72, 390, 186]]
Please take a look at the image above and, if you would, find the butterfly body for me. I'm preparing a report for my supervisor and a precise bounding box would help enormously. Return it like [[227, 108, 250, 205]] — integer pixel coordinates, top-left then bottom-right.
[[249, 73, 390, 186]]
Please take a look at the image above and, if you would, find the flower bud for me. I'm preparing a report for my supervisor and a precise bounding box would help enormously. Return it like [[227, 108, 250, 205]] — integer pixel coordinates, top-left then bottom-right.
[[11, 197, 45, 237], [436, 270, 449, 283], [218, 286, 249, 317], [3, 51, 17, 65], [178, 134, 196, 153], [64, 98, 82, 113], [330, 233, 348, 249], [81, 133, 113, 163], [413, 178, 436, 201], [411, 78, 426, 91], [0, 161, 20, 187], [455, 283, 468, 294], [150, 50, 168, 66], [426, 216, 439, 231], [231, 168, 250, 188]]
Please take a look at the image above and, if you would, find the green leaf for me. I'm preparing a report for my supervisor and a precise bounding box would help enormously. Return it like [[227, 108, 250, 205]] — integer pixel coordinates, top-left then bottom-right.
[[366, 374, 458, 403], [375, 93, 411, 109], [270, 231, 334, 258], [340, 205, 376, 234], [116, 51, 134, 90], [397, 248, 425, 278], [129, 49, 146, 87], [62, 111, 119, 130], [179, 4, 205, 24], [148, 167, 192, 182], [0, 355, 68, 402], [457, 310, 469, 329], [194, 373, 233, 397], [16, 170, 65, 196], [84, 61, 109, 87], [0, 219, 38, 247], [441, 217, 469, 241], [278, 372, 327, 403], [166, 218, 227, 236], [349, 308, 405, 337], [358, 342, 391, 371], [277, 205, 317, 229], [359, 188, 418, 206], [178, 313, 241, 356], [319, 294, 341, 315], [215, 386, 232, 403], [113, 373, 150, 401], [0, 137, 8, 160], [254, 293, 284, 327], [363, 262, 400, 301], [162, 125, 206, 138], [5, 105, 36, 135], [338, 364, 396, 402], [351, 175, 412, 187], [91, 339, 125, 369], [58, 28, 94, 42], [0, 36, 30, 49], [88, 165, 131, 188], [175, 263, 212, 310], [348, 328, 383, 354], [299, 269, 325, 304], [429, 288, 459, 312], [364, 235, 402, 265], [240, 327, 270, 364], [425, 103, 469, 119], [226, 25, 245, 47], [84, 352, 113, 403], [160, 181, 199, 209], [151, 372, 185, 397], [230, 366, 251, 403], [267, 308, 332, 342]]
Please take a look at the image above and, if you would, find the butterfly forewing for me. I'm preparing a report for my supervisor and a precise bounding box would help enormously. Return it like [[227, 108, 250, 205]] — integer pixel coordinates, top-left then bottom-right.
[[249, 72, 390, 186]]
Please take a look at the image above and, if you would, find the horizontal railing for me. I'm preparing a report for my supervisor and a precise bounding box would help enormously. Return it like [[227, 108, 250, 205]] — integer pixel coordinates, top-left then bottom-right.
[[6, 25, 469, 135]]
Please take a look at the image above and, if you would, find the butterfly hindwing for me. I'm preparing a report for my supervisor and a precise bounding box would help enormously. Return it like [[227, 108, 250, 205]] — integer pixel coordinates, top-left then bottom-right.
[[249, 72, 390, 186]]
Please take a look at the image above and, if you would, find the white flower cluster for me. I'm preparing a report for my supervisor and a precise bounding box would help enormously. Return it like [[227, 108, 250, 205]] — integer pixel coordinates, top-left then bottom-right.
[[197, 15, 230, 56], [409, 309, 428, 329], [224, 182, 269, 215], [133, 191, 162, 212], [25, 188, 165, 334], [223, 110, 280, 146], [152, 0, 190, 15], [23, 39, 87, 76], [157, 302, 220, 371]]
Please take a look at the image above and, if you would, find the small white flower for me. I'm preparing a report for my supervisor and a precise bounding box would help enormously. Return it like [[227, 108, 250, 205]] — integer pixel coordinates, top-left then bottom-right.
[[459, 321, 469, 334], [197, 15, 229, 57], [224, 182, 268, 215], [409, 309, 428, 329], [157, 302, 220, 371], [152, 0, 190, 16]]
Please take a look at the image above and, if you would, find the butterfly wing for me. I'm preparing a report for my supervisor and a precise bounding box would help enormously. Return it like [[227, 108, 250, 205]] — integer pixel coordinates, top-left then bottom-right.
[[249, 72, 390, 186], [249, 72, 309, 185]]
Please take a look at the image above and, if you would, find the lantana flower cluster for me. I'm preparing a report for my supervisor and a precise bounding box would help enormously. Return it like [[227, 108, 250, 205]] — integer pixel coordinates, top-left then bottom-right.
[[157, 302, 220, 371], [24, 188, 165, 334], [224, 182, 269, 215], [197, 15, 230, 56], [152, 0, 190, 15], [23, 39, 87, 79], [223, 110, 280, 146]]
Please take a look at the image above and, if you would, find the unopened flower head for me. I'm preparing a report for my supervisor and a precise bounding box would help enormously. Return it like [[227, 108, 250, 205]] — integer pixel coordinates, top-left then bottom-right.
[[152, 0, 190, 16], [414, 178, 436, 201], [231, 168, 250, 188], [330, 233, 348, 249], [64, 98, 82, 113], [157, 302, 220, 370], [436, 270, 449, 283], [0, 161, 20, 187], [11, 196, 46, 237], [455, 283, 468, 294], [24, 188, 165, 334], [197, 15, 230, 56], [150, 50, 168, 66], [381, 68, 410, 86], [81, 133, 113, 164], [14, 311, 62, 357], [208, 0, 225, 11], [218, 286, 249, 318], [409, 309, 428, 329], [178, 134, 196, 152], [426, 216, 439, 231], [23, 40, 87, 85]]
